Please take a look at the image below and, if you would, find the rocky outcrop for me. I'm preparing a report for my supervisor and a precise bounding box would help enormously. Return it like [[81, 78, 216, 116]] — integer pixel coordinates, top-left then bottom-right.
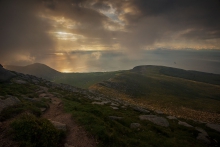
[[0, 96, 21, 112], [139, 115, 169, 127], [0, 66, 16, 83]]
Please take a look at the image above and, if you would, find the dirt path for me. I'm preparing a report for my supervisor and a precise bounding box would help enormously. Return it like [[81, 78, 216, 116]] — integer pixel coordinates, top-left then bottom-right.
[[41, 88, 97, 147]]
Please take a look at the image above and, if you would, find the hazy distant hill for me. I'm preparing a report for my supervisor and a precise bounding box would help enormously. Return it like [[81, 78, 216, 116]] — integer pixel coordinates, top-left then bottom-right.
[[4, 63, 122, 88], [4, 63, 61, 80]]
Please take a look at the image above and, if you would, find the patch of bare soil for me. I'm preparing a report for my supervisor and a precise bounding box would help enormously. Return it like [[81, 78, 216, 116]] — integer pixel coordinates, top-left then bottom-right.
[[42, 95, 97, 147]]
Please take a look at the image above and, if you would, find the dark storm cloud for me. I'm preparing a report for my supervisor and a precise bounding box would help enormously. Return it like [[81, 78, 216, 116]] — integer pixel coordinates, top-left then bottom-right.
[[121, 0, 220, 43], [1, 0, 220, 71], [0, 0, 55, 65]]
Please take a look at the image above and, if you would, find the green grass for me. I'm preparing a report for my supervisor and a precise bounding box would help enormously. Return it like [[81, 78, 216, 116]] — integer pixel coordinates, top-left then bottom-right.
[[10, 114, 65, 147], [59, 91, 209, 147], [91, 70, 220, 113]]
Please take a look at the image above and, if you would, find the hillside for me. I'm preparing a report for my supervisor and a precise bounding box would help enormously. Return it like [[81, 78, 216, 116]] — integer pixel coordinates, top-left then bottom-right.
[[90, 65, 220, 123], [4, 63, 122, 89], [1, 66, 220, 147], [4, 63, 61, 80]]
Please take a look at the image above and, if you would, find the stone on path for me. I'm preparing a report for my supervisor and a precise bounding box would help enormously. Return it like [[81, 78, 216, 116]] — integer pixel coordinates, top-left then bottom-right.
[[178, 121, 193, 128], [206, 123, 220, 133], [139, 115, 169, 127], [50, 120, 67, 131]]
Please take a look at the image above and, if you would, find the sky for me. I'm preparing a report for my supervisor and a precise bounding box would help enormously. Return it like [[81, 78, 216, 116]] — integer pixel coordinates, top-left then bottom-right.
[[0, 0, 220, 73]]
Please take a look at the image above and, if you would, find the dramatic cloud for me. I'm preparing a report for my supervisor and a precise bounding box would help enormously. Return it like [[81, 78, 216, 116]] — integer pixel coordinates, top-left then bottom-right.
[[0, 0, 220, 72]]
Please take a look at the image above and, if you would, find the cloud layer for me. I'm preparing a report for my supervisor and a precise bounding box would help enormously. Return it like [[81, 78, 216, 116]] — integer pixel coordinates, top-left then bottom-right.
[[0, 0, 220, 71]]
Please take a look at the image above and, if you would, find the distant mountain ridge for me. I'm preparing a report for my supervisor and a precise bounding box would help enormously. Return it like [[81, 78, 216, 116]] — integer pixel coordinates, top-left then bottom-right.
[[4, 63, 61, 80]]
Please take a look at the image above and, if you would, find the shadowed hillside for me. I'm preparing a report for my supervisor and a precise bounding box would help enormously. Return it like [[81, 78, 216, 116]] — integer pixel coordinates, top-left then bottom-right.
[[5, 63, 61, 80]]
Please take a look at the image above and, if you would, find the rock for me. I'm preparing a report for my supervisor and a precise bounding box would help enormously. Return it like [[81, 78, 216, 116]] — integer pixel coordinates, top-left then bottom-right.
[[110, 106, 119, 110], [178, 121, 193, 128], [139, 115, 169, 127], [197, 133, 210, 144], [14, 79, 27, 84], [92, 101, 110, 105], [167, 116, 177, 120], [50, 120, 67, 131], [130, 123, 141, 129], [40, 108, 47, 112], [195, 127, 208, 136], [111, 103, 119, 106], [0, 96, 21, 112], [133, 107, 149, 113], [206, 123, 220, 133], [0, 67, 16, 83], [109, 116, 123, 120]]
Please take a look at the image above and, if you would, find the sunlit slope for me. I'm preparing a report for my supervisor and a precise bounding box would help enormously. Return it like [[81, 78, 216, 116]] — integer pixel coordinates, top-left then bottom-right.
[[90, 66, 220, 123]]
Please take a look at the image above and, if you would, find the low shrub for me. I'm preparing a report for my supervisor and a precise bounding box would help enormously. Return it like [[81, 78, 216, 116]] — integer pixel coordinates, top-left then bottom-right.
[[10, 114, 64, 147]]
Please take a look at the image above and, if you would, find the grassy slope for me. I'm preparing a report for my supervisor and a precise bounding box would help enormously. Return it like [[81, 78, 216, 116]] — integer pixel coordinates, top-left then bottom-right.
[[49, 88, 218, 147], [1, 72, 220, 147], [90, 66, 220, 123]]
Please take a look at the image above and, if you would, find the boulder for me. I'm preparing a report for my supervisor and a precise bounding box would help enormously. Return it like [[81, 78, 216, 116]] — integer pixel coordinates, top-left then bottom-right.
[[139, 115, 169, 127], [0, 66, 16, 83], [178, 121, 193, 128], [206, 123, 220, 133], [133, 107, 149, 113], [110, 106, 119, 110], [14, 79, 27, 84], [0, 96, 21, 112], [50, 120, 67, 131]]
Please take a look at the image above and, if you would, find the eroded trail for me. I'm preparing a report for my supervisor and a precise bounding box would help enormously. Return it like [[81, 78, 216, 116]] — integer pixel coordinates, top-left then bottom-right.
[[41, 87, 97, 147]]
